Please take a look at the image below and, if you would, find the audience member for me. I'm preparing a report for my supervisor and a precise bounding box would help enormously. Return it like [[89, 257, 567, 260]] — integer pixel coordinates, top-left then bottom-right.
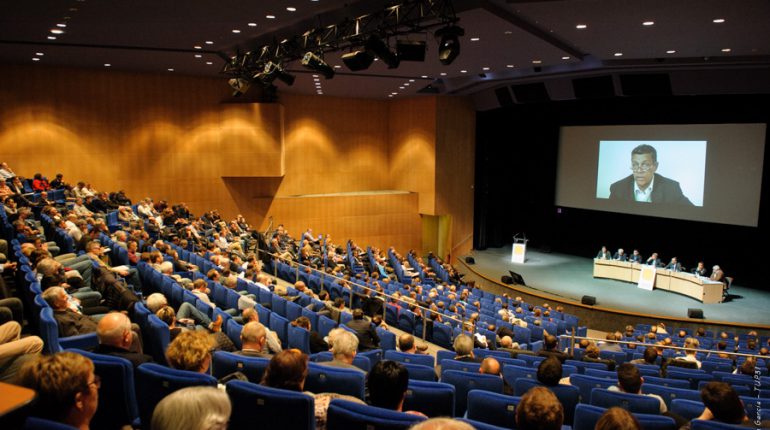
[[479, 357, 501, 376], [322, 328, 364, 372], [609, 363, 667, 413], [453, 334, 482, 363], [681, 381, 770, 428], [151, 386, 231, 430], [515, 386, 563, 430], [595, 407, 642, 430], [95, 312, 152, 368], [367, 360, 426, 416]]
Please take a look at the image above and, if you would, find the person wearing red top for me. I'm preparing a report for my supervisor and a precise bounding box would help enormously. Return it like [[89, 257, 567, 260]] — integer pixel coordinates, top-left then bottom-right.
[[31, 173, 50, 192]]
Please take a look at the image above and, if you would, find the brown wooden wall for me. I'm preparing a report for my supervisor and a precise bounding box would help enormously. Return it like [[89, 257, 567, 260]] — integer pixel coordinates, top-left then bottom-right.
[[0, 65, 473, 256]]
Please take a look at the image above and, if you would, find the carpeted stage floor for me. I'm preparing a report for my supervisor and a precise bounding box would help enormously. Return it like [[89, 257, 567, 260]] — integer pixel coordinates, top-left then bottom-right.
[[460, 246, 770, 327]]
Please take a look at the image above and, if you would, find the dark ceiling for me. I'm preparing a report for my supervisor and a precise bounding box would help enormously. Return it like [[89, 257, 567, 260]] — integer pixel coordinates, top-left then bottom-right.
[[2, 0, 769, 103]]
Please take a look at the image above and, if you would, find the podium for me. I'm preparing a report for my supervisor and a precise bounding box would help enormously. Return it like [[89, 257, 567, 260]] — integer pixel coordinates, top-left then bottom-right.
[[511, 238, 528, 264]]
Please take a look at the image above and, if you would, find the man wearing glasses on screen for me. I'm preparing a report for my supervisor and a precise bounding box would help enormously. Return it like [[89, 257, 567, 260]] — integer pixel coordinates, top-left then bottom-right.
[[609, 144, 693, 205]]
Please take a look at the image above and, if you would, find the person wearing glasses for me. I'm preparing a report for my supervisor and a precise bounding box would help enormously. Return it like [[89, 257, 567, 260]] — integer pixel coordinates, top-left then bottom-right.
[[19, 352, 100, 429], [609, 144, 693, 205]]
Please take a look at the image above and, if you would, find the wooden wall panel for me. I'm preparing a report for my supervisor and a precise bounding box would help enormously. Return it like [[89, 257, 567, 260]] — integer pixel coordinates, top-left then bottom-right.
[[387, 97, 437, 214], [436, 97, 476, 258]]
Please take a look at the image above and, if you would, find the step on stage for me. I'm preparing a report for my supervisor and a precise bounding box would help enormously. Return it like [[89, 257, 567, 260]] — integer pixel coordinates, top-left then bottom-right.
[[461, 246, 770, 327]]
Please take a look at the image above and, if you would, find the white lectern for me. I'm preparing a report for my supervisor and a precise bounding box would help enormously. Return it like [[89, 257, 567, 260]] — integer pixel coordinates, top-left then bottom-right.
[[638, 265, 656, 291], [511, 238, 528, 264]]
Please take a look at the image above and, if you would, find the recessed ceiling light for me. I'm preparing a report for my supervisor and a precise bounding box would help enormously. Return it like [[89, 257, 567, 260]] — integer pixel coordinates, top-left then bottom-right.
[[642, 21, 655, 26], [666, 50, 676, 54], [266, 14, 276, 19], [47, 36, 57, 40], [404, 83, 410, 86], [104, 63, 111, 67], [614, 52, 623, 56], [506, 64, 514, 68], [482, 67, 490, 71], [248, 23, 257, 27], [167, 68, 174, 72], [576, 24, 587, 29], [721, 48, 731, 52], [440, 72, 447, 76], [562, 56, 570, 60], [504, 30, 512, 35], [399, 86, 405, 89], [194, 54, 202, 58], [286, 7, 296, 12], [313, 74, 319, 78], [420, 75, 428, 78], [194, 45, 202, 49], [50, 29, 64, 34], [333, 65, 341, 69], [713, 18, 725, 23], [35, 52, 44, 56], [205, 61, 213, 65], [388, 95, 393, 98], [532, 60, 542, 64], [32, 57, 40, 62], [56, 23, 67, 28], [460, 70, 467, 73], [392, 92, 398, 95], [205, 41, 213, 45], [232, 29, 241, 33], [470, 37, 480, 42], [409, 79, 415, 82]]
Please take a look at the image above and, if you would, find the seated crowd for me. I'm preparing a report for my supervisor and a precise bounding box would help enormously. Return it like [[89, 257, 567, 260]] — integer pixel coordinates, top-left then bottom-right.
[[1, 164, 768, 429]]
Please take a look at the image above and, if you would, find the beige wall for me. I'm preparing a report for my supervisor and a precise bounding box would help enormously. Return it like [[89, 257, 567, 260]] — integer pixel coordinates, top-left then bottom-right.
[[0, 65, 473, 256]]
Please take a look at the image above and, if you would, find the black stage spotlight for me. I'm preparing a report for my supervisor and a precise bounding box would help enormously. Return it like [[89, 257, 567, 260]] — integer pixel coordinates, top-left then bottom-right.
[[365, 35, 400, 69], [435, 25, 464, 65], [227, 77, 251, 96], [397, 40, 426, 62], [257, 61, 295, 86], [301, 52, 335, 79], [342, 50, 374, 71]]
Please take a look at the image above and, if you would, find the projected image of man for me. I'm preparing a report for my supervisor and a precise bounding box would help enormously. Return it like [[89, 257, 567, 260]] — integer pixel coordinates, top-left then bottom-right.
[[609, 144, 693, 205]]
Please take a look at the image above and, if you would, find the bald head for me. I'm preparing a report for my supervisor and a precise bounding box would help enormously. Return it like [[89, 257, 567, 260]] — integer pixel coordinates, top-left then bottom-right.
[[97, 312, 133, 349], [240, 321, 266, 351], [480, 357, 501, 376]]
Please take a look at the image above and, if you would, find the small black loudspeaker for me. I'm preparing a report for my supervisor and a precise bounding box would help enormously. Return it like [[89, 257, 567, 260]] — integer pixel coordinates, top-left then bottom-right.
[[581, 295, 596, 306], [508, 271, 526, 286], [465, 256, 475, 264], [688, 308, 704, 319], [501, 275, 514, 284]]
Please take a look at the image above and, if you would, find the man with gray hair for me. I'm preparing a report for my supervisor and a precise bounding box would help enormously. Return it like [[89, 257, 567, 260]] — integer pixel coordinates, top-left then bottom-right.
[[321, 328, 364, 373], [235, 321, 272, 358], [42, 286, 98, 337], [453, 334, 482, 363], [95, 312, 152, 367]]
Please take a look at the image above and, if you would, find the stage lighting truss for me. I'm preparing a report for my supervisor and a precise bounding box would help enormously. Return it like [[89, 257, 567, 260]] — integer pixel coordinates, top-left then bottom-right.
[[220, 0, 462, 91]]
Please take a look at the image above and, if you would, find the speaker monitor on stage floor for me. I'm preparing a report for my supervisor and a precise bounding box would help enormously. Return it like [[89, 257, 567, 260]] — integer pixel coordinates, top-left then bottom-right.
[[501, 275, 514, 284], [508, 271, 526, 286], [465, 256, 475, 265], [688, 308, 704, 319], [581, 295, 596, 306]]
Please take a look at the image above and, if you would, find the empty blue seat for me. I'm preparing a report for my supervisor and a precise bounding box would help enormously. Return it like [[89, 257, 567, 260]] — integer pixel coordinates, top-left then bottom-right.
[[569, 374, 615, 403], [135, 363, 217, 427], [226, 380, 314, 430], [305, 362, 366, 399], [400, 362, 436, 382], [288, 324, 311, 354], [441, 359, 482, 375], [358, 349, 382, 368], [403, 380, 455, 417], [432, 323, 453, 349], [466, 390, 520, 428], [318, 314, 337, 338], [666, 369, 714, 390], [143, 314, 170, 365], [441, 370, 504, 417], [590, 388, 662, 414], [212, 351, 270, 383], [384, 350, 435, 367], [326, 398, 426, 430], [502, 364, 537, 387], [377, 326, 396, 350], [644, 384, 703, 409], [269, 313, 289, 348], [225, 319, 243, 349]]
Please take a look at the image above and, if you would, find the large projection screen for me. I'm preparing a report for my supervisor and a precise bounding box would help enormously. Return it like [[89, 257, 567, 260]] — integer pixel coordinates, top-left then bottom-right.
[[556, 124, 766, 226]]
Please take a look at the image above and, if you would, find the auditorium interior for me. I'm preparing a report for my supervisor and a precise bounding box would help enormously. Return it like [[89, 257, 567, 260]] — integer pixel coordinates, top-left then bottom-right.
[[1, 0, 770, 429]]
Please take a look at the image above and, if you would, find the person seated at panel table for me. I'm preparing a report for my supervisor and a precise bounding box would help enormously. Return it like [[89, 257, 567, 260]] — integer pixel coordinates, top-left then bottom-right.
[[596, 246, 612, 260], [645, 252, 662, 267], [608, 144, 693, 205], [613, 248, 628, 261], [664, 257, 682, 272], [692, 261, 708, 277], [629, 249, 643, 264]]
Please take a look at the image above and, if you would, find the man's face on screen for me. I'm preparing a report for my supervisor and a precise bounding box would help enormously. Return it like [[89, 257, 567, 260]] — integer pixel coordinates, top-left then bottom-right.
[[631, 153, 656, 189]]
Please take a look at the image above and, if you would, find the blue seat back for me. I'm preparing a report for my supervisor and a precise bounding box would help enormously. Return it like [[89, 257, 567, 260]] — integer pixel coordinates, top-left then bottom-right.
[[501, 364, 536, 387], [644, 375, 692, 389], [225, 319, 243, 349], [269, 313, 289, 348], [384, 350, 435, 367], [573, 404, 676, 430], [441, 370, 504, 417], [212, 351, 270, 383], [135, 363, 217, 428], [590, 388, 661, 414], [377, 326, 396, 350], [400, 362, 436, 382], [671, 399, 706, 421], [326, 398, 426, 430], [569, 374, 615, 403], [305, 362, 366, 399], [403, 380, 455, 417], [24, 417, 78, 430], [144, 314, 170, 365], [226, 380, 314, 430], [643, 383, 702, 409], [288, 324, 311, 354], [318, 314, 337, 338], [285, 300, 303, 322], [466, 390, 520, 428]]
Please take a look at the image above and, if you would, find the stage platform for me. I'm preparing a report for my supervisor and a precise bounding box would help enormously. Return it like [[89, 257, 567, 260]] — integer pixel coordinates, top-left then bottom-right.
[[460, 246, 770, 329]]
